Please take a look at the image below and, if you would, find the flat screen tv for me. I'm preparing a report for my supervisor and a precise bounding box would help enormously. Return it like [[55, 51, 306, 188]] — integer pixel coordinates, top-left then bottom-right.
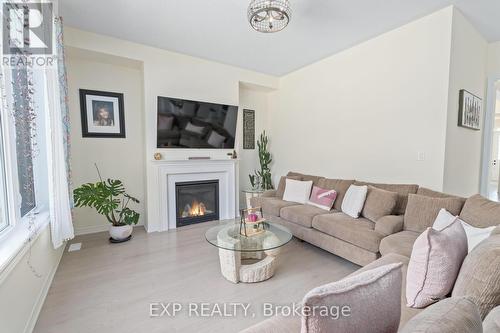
[[157, 96, 238, 149]]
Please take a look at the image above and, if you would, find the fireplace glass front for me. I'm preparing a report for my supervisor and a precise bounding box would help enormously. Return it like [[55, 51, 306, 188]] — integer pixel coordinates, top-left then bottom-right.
[[175, 180, 219, 227]]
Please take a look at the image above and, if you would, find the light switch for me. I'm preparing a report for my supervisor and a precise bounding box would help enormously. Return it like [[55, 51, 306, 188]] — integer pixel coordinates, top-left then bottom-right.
[[417, 152, 426, 161]]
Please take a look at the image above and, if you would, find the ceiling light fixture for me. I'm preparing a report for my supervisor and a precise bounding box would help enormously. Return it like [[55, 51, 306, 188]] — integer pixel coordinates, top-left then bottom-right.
[[247, 0, 292, 33]]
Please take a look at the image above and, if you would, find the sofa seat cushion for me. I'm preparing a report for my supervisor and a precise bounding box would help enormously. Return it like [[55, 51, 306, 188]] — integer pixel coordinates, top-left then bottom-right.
[[257, 197, 300, 217], [280, 204, 335, 228], [348, 253, 422, 328], [312, 213, 384, 252], [380, 231, 419, 258]]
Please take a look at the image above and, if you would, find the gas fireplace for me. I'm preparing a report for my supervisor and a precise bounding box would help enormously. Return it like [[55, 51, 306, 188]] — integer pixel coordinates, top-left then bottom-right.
[[175, 180, 219, 227]]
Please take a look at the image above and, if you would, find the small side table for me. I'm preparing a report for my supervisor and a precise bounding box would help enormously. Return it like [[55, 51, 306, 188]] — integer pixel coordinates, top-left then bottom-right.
[[242, 189, 264, 208]]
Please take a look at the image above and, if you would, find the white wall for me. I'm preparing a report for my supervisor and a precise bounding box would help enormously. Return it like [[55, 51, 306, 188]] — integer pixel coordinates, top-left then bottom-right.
[[442, 8, 488, 196], [268, 7, 454, 189], [64, 27, 279, 231], [238, 84, 273, 208], [0, 225, 63, 333], [66, 49, 146, 234], [487, 42, 500, 78]]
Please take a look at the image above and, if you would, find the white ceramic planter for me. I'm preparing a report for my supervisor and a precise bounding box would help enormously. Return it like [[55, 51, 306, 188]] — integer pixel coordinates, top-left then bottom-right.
[[109, 224, 133, 241]]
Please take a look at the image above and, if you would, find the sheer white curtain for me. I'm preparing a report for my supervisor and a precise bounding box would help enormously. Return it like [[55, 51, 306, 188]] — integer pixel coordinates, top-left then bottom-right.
[[45, 17, 74, 249]]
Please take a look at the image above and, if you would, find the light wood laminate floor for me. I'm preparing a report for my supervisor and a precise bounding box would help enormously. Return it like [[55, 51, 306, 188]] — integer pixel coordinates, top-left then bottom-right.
[[34, 222, 358, 333]]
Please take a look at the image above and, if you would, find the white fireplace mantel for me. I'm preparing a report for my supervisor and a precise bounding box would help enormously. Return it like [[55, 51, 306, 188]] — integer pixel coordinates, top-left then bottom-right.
[[146, 159, 239, 232]]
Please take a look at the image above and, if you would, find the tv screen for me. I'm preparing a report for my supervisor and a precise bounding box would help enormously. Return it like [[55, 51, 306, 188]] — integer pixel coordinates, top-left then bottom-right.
[[157, 96, 238, 149]]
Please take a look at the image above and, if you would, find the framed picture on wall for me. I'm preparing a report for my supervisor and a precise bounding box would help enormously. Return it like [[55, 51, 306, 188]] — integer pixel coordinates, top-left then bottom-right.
[[79, 89, 125, 138], [458, 89, 482, 130], [243, 109, 255, 149]]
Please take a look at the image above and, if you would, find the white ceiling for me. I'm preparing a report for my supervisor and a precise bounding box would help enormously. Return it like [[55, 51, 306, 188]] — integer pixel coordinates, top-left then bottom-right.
[[60, 0, 500, 76]]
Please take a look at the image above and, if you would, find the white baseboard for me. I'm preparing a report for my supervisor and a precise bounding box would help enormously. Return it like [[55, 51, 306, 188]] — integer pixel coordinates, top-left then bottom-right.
[[75, 223, 145, 236], [23, 244, 64, 333], [74, 224, 109, 236]]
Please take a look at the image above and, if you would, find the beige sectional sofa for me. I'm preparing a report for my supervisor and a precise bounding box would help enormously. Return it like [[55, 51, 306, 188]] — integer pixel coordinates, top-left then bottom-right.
[[251, 172, 422, 265], [245, 171, 500, 332]]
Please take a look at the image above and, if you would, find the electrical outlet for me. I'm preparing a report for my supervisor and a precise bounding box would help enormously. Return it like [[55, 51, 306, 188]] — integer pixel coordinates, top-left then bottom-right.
[[417, 152, 426, 161], [68, 243, 82, 252]]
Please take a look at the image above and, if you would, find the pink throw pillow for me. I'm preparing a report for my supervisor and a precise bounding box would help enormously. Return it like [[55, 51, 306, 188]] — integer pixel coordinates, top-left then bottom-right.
[[307, 186, 337, 211], [406, 219, 468, 308]]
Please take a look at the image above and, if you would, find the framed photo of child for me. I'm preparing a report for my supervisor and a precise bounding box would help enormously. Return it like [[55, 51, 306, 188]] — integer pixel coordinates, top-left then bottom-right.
[[79, 89, 125, 138]]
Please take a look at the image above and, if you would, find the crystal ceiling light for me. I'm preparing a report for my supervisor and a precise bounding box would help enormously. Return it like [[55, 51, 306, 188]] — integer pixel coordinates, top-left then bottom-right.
[[247, 0, 292, 33]]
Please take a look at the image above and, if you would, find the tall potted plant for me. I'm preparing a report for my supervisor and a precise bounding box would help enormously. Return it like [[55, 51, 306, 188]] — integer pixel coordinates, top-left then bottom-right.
[[255, 131, 274, 190], [73, 167, 140, 242]]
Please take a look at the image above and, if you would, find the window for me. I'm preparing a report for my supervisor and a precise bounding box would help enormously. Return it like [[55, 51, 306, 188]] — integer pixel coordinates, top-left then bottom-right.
[[0, 57, 48, 237], [11, 66, 36, 217], [0, 114, 9, 232]]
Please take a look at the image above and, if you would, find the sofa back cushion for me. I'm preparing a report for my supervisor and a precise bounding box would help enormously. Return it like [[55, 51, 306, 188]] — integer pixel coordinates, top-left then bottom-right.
[[362, 186, 398, 222], [287, 171, 324, 186], [355, 181, 419, 215], [406, 220, 468, 308], [417, 187, 466, 202], [400, 297, 482, 333], [302, 263, 402, 333], [404, 194, 464, 233], [318, 178, 355, 210], [452, 234, 500, 319], [459, 194, 500, 228]]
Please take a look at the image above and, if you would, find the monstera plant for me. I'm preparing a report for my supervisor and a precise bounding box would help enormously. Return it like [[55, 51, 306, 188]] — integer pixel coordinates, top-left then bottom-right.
[[73, 167, 140, 242]]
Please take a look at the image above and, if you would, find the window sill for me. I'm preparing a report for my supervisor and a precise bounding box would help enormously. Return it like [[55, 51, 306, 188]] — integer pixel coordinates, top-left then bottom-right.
[[0, 211, 50, 275]]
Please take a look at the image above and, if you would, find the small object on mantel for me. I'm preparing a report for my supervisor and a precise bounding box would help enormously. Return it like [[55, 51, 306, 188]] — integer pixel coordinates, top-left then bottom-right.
[[154, 153, 162, 160], [188, 156, 211, 160], [228, 150, 237, 159]]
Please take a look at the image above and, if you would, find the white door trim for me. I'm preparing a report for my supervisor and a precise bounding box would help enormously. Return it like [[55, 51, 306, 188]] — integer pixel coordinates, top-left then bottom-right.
[[480, 76, 500, 195]]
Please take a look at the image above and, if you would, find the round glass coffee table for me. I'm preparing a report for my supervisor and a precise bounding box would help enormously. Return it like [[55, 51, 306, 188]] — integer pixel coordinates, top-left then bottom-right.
[[205, 220, 292, 283]]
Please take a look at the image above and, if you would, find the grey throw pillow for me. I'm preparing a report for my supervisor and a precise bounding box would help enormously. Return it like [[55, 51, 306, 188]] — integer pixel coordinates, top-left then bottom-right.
[[301, 263, 402, 333], [400, 297, 482, 333], [452, 234, 500, 319], [362, 186, 398, 222]]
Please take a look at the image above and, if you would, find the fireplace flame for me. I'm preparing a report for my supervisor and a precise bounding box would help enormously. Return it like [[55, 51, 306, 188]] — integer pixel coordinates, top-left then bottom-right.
[[183, 200, 206, 217]]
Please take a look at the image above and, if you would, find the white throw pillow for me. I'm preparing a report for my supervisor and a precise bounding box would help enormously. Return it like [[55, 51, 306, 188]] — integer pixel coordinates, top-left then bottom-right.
[[432, 208, 495, 253], [341, 185, 368, 218], [282, 179, 313, 204]]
